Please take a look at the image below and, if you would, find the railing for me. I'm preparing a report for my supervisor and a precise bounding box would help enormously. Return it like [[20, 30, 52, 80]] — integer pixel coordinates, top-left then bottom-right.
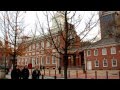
[[39, 69, 120, 79]]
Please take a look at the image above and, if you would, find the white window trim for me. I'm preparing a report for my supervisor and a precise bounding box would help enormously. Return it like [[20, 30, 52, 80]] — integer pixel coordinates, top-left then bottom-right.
[[36, 43, 39, 50], [112, 59, 117, 67], [32, 44, 35, 50], [32, 52, 35, 55], [94, 49, 98, 56], [46, 56, 50, 64], [103, 59, 108, 67], [36, 58, 39, 65], [25, 53, 27, 56], [52, 56, 56, 64], [46, 41, 50, 48], [29, 46, 32, 51], [41, 57, 44, 65], [25, 58, 27, 65], [87, 50, 91, 56], [22, 59, 24, 65], [111, 47, 116, 54], [102, 48, 107, 55], [95, 60, 99, 67], [41, 41, 44, 49], [32, 58, 35, 67]]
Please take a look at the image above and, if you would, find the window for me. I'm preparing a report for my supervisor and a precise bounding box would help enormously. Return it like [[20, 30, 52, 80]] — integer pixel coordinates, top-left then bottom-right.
[[94, 49, 98, 56], [95, 60, 99, 67], [25, 53, 27, 56], [102, 48, 107, 55], [103, 59, 108, 67], [17, 59, 20, 64], [46, 41, 50, 48], [32, 44, 35, 50], [32, 58, 35, 67], [36, 43, 39, 49], [52, 56, 56, 64], [27, 48, 29, 51], [29, 53, 31, 56], [53, 37, 57, 44], [29, 46, 32, 51], [36, 58, 39, 65], [32, 52, 35, 55], [25, 58, 27, 65], [41, 41, 44, 49], [111, 47, 116, 54], [22, 58, 24, 62], [40, 51, 44, 54], [112, 59, 117, 67], [27, 58, 30, 64], [87, 50, 91, 56], [41, 57, 44, 65], [46, 56, 50, 64]]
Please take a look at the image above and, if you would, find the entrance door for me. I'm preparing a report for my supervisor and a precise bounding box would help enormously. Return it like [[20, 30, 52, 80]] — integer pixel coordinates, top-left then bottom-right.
[[87, 61, 92, 70]]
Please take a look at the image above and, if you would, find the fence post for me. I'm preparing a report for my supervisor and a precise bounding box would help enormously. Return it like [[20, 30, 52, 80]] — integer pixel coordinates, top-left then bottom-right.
[[95, 71, 97, 79], [44, 69, 45, 75], [54, 69, 56, 79], [61, 70, 63, 77], [76, 70, 78, 78], [119, 71, 120, 79], [85, 71, 87, 79], [42, 75, 44, 79], [68, 70, 70, 78], [49, 69, 50, 76], [106, 71, 108, 79]]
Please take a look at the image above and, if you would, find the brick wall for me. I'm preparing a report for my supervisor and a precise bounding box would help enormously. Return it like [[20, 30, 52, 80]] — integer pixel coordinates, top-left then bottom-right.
[[85, 45, 120, 70]]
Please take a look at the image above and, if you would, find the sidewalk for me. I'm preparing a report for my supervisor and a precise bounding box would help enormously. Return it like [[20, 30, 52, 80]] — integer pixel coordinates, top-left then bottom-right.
[[5, 69, 120, 79], [5, 73, 62, 79]]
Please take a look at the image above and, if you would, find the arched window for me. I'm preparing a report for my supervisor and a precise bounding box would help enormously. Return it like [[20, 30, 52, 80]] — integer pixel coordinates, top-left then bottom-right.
[[46, 56, 50, 64], [41, 41, 44, 49], [94, 49, 98, 56], [52, 56, 56, 64], [46, 41, 50, 48], [103, 59, 108, 67], [112, 58, 117, 67], [94, 60, 99, 67], [87, 50, 91, 56], [41, 57, 44, 65]]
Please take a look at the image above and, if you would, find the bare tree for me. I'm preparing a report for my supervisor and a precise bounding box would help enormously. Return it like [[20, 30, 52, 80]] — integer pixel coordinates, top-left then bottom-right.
[[0, 11, 35, 69], [35, 11, 99, 79]]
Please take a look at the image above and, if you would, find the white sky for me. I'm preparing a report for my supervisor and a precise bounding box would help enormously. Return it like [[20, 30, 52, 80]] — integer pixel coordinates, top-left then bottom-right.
[[24, 11, 100, 41], [0, 11, 101, 42]]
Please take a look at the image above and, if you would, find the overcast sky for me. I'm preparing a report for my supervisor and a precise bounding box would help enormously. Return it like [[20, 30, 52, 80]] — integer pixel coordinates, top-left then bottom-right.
[[0, 11, 100, 42], [24, 11, 100, 41]]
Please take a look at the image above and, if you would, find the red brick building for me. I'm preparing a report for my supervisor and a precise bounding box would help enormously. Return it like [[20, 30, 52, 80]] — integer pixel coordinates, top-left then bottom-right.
[[17, 12, 82, 69], [84, 38, 120, 70], [84, 11, 120, 70]]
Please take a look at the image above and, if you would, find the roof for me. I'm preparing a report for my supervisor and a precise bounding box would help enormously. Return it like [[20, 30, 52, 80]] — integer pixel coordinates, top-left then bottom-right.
[[93, 38, 120, 46], [81, 38, 120, 49]]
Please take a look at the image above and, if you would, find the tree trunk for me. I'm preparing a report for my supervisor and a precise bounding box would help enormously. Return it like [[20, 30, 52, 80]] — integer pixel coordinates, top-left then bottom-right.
[[63, 11, 68, 79], [64, 55, 68, 79], [12, 54, 16, 69]]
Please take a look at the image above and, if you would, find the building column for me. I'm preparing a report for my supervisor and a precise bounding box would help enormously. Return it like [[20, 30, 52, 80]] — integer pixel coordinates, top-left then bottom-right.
[[78, 54, 81, 67]]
